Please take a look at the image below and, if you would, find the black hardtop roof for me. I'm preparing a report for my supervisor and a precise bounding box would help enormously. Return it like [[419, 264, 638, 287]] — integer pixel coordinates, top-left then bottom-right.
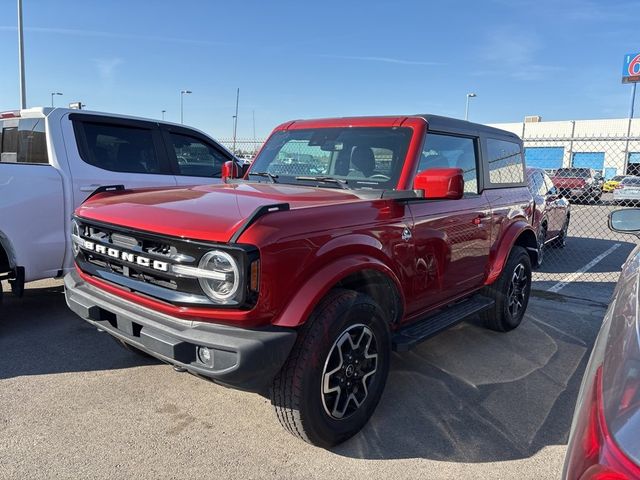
[[415, 114, 521, 142]]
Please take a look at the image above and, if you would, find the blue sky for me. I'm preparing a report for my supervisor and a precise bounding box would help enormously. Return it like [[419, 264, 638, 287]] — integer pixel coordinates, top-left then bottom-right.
[[0, 0, 637, 139]]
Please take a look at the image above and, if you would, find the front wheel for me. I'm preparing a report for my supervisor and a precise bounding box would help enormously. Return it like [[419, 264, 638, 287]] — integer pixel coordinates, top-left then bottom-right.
[[270, 289, 391, 447], [481, 246, 532, 332]]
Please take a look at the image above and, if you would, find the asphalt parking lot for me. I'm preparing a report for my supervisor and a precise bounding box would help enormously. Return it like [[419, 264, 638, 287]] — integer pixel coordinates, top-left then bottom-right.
[[1, 274, 607, 479]]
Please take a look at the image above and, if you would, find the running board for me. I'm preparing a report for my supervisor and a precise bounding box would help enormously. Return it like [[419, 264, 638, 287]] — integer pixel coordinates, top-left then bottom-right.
[[392, 295, 495, 352]]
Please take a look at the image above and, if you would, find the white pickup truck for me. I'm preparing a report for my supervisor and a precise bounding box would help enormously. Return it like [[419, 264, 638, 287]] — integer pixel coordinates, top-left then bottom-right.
[[0, 107, 237, 299]]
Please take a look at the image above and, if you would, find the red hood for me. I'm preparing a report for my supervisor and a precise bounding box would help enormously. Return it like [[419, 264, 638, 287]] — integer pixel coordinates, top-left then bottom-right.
[[76, 182, 363, 242], [552, 176, 587, 188]]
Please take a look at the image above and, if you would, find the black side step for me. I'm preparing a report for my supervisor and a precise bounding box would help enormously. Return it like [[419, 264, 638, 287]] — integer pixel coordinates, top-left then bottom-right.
[[392, 295, 495, 352]]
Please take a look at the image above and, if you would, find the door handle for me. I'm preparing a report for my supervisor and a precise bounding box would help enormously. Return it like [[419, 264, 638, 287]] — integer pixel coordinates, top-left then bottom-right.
[[80, 184, 102, 192]]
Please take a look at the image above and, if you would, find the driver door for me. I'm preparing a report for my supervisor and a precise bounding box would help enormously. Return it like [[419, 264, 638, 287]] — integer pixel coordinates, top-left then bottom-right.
[[406, 131, 491, 316]]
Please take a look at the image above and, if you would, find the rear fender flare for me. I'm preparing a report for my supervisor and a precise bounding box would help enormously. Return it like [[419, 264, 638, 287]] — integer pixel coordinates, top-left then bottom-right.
[[272, 255, 404, 328], [485, 221, 537, 285]]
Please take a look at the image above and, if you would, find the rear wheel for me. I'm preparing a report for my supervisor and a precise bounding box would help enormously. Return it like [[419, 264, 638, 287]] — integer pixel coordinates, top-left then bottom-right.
[[271, 289, 391, 447], [481, 246, 532, 332]]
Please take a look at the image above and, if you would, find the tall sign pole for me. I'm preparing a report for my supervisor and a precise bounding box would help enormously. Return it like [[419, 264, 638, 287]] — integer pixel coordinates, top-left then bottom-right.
[[17, 0, 26, 109], [622, 52, 640, 173]]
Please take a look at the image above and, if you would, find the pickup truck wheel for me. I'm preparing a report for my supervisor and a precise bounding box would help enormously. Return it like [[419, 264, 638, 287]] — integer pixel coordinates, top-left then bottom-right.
[[481, 246, 531, 332], [270, 289, 391, 447]]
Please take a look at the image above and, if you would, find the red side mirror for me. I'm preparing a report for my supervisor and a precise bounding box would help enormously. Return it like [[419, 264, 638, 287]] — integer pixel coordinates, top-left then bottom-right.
[[222, 161, 240, 182], [413, 168, 464, 200]]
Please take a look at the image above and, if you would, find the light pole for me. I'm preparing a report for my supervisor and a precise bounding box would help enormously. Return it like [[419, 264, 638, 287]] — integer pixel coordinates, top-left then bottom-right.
[[180, 90, 191, 124], [50, 92, 62, 107], [161, 109, 166, 120], [232, 88, 239, 154], [17, 0, 26, 109], [465, 93, 477, 121]]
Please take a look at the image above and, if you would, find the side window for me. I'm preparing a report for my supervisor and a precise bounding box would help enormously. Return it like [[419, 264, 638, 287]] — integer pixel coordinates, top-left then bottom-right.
[[0, 118, 48, 164], [486, 138, 524, 184], [76, 121, 161, 174], [169, 133, 227, 178], [419, 133, 478, 195]]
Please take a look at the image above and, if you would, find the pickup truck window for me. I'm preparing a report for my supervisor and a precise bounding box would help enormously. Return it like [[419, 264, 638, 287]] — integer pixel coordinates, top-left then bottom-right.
[[169, 132, 225, 177], [77, 122, 161, 174], [419, 133, 478, 195], [0, 119, 48, 165]]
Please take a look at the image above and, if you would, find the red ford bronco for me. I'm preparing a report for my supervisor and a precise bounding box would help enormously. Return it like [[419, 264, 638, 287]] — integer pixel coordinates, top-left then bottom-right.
[[65, 115, 537, 447]]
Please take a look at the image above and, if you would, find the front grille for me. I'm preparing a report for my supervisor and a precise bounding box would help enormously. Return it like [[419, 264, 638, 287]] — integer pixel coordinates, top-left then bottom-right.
[[73, 218, 256, 307]]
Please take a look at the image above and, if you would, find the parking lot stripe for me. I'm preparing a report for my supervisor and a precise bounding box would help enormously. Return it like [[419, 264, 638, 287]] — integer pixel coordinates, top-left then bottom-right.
[[547, 243, 622, 293]]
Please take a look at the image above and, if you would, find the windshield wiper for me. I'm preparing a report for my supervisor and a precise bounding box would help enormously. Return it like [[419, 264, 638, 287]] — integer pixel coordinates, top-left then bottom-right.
[[248, 171, 279, 183], [295, 176, 351, 190]]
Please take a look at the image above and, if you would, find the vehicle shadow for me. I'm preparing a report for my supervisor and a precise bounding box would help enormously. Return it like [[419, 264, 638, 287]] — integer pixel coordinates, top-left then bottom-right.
[[0, 283, 157, 380], [333, 293, 604, 462]]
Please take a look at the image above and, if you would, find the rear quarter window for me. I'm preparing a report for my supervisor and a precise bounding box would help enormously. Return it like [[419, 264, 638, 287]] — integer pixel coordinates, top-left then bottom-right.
[[486, 138, 524, 185], [0, 118, 49, 165]]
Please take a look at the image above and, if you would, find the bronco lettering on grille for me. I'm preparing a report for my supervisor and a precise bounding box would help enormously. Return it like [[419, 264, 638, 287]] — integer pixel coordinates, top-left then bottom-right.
[[81, 239, 169, 272]]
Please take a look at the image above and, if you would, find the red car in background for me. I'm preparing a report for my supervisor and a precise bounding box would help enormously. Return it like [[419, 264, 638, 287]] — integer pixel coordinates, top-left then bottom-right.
[[526, 167, 571, 265]]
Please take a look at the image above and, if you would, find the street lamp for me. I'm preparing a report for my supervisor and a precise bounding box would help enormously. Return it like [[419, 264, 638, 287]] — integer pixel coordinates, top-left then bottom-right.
[[465, 93, 477, 121], [50, 92, 63, 107], [180, 90, 192, 124], [161, 109, 166, 120]]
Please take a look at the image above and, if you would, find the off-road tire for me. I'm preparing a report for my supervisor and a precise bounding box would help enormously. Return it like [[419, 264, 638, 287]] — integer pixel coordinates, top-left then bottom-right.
[[481, 246, 532, 332], [270, 289, 391, 448]]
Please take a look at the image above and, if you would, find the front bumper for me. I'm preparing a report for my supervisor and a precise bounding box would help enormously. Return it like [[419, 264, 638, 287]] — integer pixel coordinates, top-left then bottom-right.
[[64, 270, 296, 392]]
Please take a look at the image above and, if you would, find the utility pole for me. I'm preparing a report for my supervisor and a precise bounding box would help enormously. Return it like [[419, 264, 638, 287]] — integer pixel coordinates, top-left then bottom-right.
[[232, 88, 239, 154], [17, 0, 27, 109]]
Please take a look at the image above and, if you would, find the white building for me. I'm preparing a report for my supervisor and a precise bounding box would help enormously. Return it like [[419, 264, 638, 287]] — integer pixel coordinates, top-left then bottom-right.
[[489, 117, 640, 178]]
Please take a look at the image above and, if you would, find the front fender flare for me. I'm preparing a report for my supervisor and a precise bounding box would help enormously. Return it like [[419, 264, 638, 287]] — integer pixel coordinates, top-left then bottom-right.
[[485, 221, 537, 285], [272, 255, 404, 328]]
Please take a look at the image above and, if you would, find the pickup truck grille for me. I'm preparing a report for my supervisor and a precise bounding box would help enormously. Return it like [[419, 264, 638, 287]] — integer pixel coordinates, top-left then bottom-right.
[[73, 218, 249, 306]]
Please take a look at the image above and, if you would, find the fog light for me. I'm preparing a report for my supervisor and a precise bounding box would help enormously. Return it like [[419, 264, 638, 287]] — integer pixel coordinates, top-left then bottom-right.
[[197, 346, 213, 367]]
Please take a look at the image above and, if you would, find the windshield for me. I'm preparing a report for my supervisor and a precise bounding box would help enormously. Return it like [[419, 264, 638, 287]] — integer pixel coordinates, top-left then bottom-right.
[[249, 127, 413, 189], [555, 168, 591, 178], [611, 176, 625, 181]]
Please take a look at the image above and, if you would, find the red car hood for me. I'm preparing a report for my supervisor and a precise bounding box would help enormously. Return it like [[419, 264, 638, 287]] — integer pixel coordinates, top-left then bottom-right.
[[552, 177, 587, 188], [76, 182, 364, 243]]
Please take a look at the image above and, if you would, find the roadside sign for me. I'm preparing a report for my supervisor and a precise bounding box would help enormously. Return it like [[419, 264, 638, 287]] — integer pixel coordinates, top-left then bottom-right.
[[622, 52, 640, 83]]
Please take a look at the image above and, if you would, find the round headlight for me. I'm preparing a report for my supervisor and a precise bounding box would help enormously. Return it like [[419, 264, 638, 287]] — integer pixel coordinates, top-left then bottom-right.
[[198, 250, 240, 302], [71, 220, 81, 256]]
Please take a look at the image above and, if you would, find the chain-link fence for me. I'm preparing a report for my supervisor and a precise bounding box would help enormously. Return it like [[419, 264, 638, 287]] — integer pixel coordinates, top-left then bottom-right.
[[218, 138, 264, 158], [522, 133, 640, 297]]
